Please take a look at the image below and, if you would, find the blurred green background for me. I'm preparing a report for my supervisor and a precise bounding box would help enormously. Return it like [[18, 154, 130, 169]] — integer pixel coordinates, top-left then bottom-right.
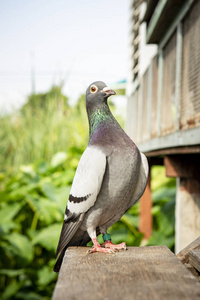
[[0, 86, 176, 300]]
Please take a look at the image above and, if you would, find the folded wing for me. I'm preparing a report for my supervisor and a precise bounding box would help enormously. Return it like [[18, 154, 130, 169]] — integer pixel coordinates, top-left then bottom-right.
[[55, 146, 107, 257]]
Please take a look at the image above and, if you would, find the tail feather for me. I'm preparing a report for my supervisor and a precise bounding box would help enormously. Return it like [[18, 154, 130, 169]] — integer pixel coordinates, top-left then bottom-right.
[[56, 213, 84, 257], [54, 214, 85, 273], [53, 248, 66, 273]]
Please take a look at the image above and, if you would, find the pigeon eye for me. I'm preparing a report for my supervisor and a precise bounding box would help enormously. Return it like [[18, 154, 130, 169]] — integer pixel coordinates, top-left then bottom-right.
[[90, 85, 98, 93]]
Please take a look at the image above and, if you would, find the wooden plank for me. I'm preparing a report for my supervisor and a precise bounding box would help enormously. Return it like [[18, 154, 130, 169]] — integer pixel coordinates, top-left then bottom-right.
[[177, 236, 200, 280], [139, 172, 152, 239], [175, 178, 200, 253], [147, 0, 195, 44], [156, 49, 164, 137], [53, 246, 200, 300], [177, 236, 200, 264], [164, 155, 200, 179], [146, 0, 168, 43], [144, 145, 200, 157], [174, 22, 182, 131], [189, 249, 200, 273], [138, 126, 200, 154]]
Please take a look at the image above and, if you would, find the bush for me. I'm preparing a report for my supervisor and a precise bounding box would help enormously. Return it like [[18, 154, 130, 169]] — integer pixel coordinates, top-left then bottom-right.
[[0, 152, 77, 299]]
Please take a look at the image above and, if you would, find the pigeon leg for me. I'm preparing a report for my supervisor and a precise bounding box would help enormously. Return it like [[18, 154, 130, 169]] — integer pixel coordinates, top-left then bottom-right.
[[101, 233, 126, 251], [88, 238, 115, 254]]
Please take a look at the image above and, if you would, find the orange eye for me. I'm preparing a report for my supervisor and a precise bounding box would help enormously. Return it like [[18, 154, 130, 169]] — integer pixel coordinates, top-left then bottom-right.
[[90, 85, 98, 93]]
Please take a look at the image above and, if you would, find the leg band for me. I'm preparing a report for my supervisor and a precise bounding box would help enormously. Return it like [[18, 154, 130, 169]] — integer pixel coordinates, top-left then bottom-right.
[[102, 233, 111, 242]]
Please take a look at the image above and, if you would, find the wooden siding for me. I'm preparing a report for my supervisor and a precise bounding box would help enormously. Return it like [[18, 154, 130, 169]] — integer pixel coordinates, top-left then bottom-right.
[[181, 0, 200, 130], [127, 0, 200, 151]]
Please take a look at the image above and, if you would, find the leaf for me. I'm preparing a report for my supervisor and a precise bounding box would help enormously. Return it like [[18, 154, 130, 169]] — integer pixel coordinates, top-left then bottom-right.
[[8, 183, 38, 200], [153, 186, 176, 204], [40, 180, 57, 202], [126, 202, 140, 215], [0, 221, 20, 235], [151, 205, 160, 215], [53, 186, 70, 212], [109, 232, 128, 244], [147, 231, 175, 249], [37, 161, 49, 174], [51, 152, 67, 168], [4, 233, 33, 265], [37, 266, 57, 286], [123, 214, 139, 227], [32, 223, 62, 252], [0, 203, 22, 224], [20, 165, 37, 178], [52, 170, 74, 186], [120, 214, 139, 235], [159, 198, 175, 236], [0, 190, 7, 203], [26, 195, 62, 225], [15, 292, 46, 300], [0, 269, 24, 277], [1, 280, 24, 300]]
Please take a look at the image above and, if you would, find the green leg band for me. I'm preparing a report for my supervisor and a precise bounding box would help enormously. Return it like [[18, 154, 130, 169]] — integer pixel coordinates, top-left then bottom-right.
[[102, 233, 111, 242]]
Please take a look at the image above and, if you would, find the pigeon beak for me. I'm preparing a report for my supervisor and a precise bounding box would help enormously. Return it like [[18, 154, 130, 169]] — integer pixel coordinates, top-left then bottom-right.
[[102, 86, 116, 97]]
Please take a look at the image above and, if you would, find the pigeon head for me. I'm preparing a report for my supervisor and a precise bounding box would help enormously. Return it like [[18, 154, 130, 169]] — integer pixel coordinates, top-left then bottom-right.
[[86, 81, 116, 109], [85, 81, 116, 138]]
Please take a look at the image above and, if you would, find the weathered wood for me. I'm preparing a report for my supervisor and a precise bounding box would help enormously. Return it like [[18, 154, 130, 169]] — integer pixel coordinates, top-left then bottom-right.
[[177, 236, 200, 264], [144, 146, 200, 157], [138, 127, 200, 154], [139, 172, 152, 239], [164, 155, 200, 179], [53, 246, 200, 300], [177, 236, 200, 280], [189, 249, 200, 273], [175, 178, 200, 253], [182, 262, 200, 281]]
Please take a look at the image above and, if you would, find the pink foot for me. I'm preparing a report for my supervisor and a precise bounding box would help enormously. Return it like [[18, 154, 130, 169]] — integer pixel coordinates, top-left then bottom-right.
[[88, 238, 115, 254], [101, 240, 126, 251]]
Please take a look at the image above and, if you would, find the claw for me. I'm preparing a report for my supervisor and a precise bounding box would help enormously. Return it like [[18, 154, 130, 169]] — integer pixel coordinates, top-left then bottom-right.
[[88, 237, 116, 254], [88, 246, 115, 254], [101, 241, 127, 251]]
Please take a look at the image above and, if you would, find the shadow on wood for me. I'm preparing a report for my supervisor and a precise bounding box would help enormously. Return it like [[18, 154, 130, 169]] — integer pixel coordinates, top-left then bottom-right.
[[53, 246, 200, 300]]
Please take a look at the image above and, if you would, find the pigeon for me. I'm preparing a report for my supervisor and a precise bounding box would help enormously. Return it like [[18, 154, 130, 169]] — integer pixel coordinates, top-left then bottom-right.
[[53, 81, 148, 273]]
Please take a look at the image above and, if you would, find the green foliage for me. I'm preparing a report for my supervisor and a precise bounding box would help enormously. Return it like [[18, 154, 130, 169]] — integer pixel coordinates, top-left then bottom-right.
[[114, 88, 126, 95], [0, 86, 176, 299], [147, 166, 176, 251], [0, 151, 78, 299], [0, 86, 88, 173], [22, 85, 69, 112]]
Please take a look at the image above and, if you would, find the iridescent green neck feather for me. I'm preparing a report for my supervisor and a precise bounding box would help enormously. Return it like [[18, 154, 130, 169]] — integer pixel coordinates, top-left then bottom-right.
[[87, 103, 115, 138]]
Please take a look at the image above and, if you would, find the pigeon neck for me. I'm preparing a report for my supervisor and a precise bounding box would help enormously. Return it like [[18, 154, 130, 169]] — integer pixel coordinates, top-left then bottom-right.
[[87, 102, 114, 137]]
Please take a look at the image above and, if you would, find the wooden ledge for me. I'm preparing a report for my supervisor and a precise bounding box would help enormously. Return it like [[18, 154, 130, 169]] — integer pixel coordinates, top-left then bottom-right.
[[53, 246, 200, 300]]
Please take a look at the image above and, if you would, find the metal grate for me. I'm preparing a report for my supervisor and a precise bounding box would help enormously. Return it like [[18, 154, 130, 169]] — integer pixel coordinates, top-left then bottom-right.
[[180, 0, 200, 129], [161, 31, 177, 136], [151, 55, 158, 138]]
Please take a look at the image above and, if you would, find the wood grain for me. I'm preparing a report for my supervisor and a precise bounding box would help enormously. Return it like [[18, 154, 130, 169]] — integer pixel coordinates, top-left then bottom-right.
[[53, 246, 200, 300], [189, 249, 200, 273], [177, 236, 200, 264]]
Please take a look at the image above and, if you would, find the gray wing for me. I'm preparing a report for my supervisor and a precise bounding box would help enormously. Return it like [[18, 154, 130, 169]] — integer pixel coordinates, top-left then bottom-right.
[[129, 152, 149, 207], [55, 146, 107, 258]]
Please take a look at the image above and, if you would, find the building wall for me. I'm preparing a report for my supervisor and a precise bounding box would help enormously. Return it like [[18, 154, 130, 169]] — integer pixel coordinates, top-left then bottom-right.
[[127, 0, 200, 252]]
